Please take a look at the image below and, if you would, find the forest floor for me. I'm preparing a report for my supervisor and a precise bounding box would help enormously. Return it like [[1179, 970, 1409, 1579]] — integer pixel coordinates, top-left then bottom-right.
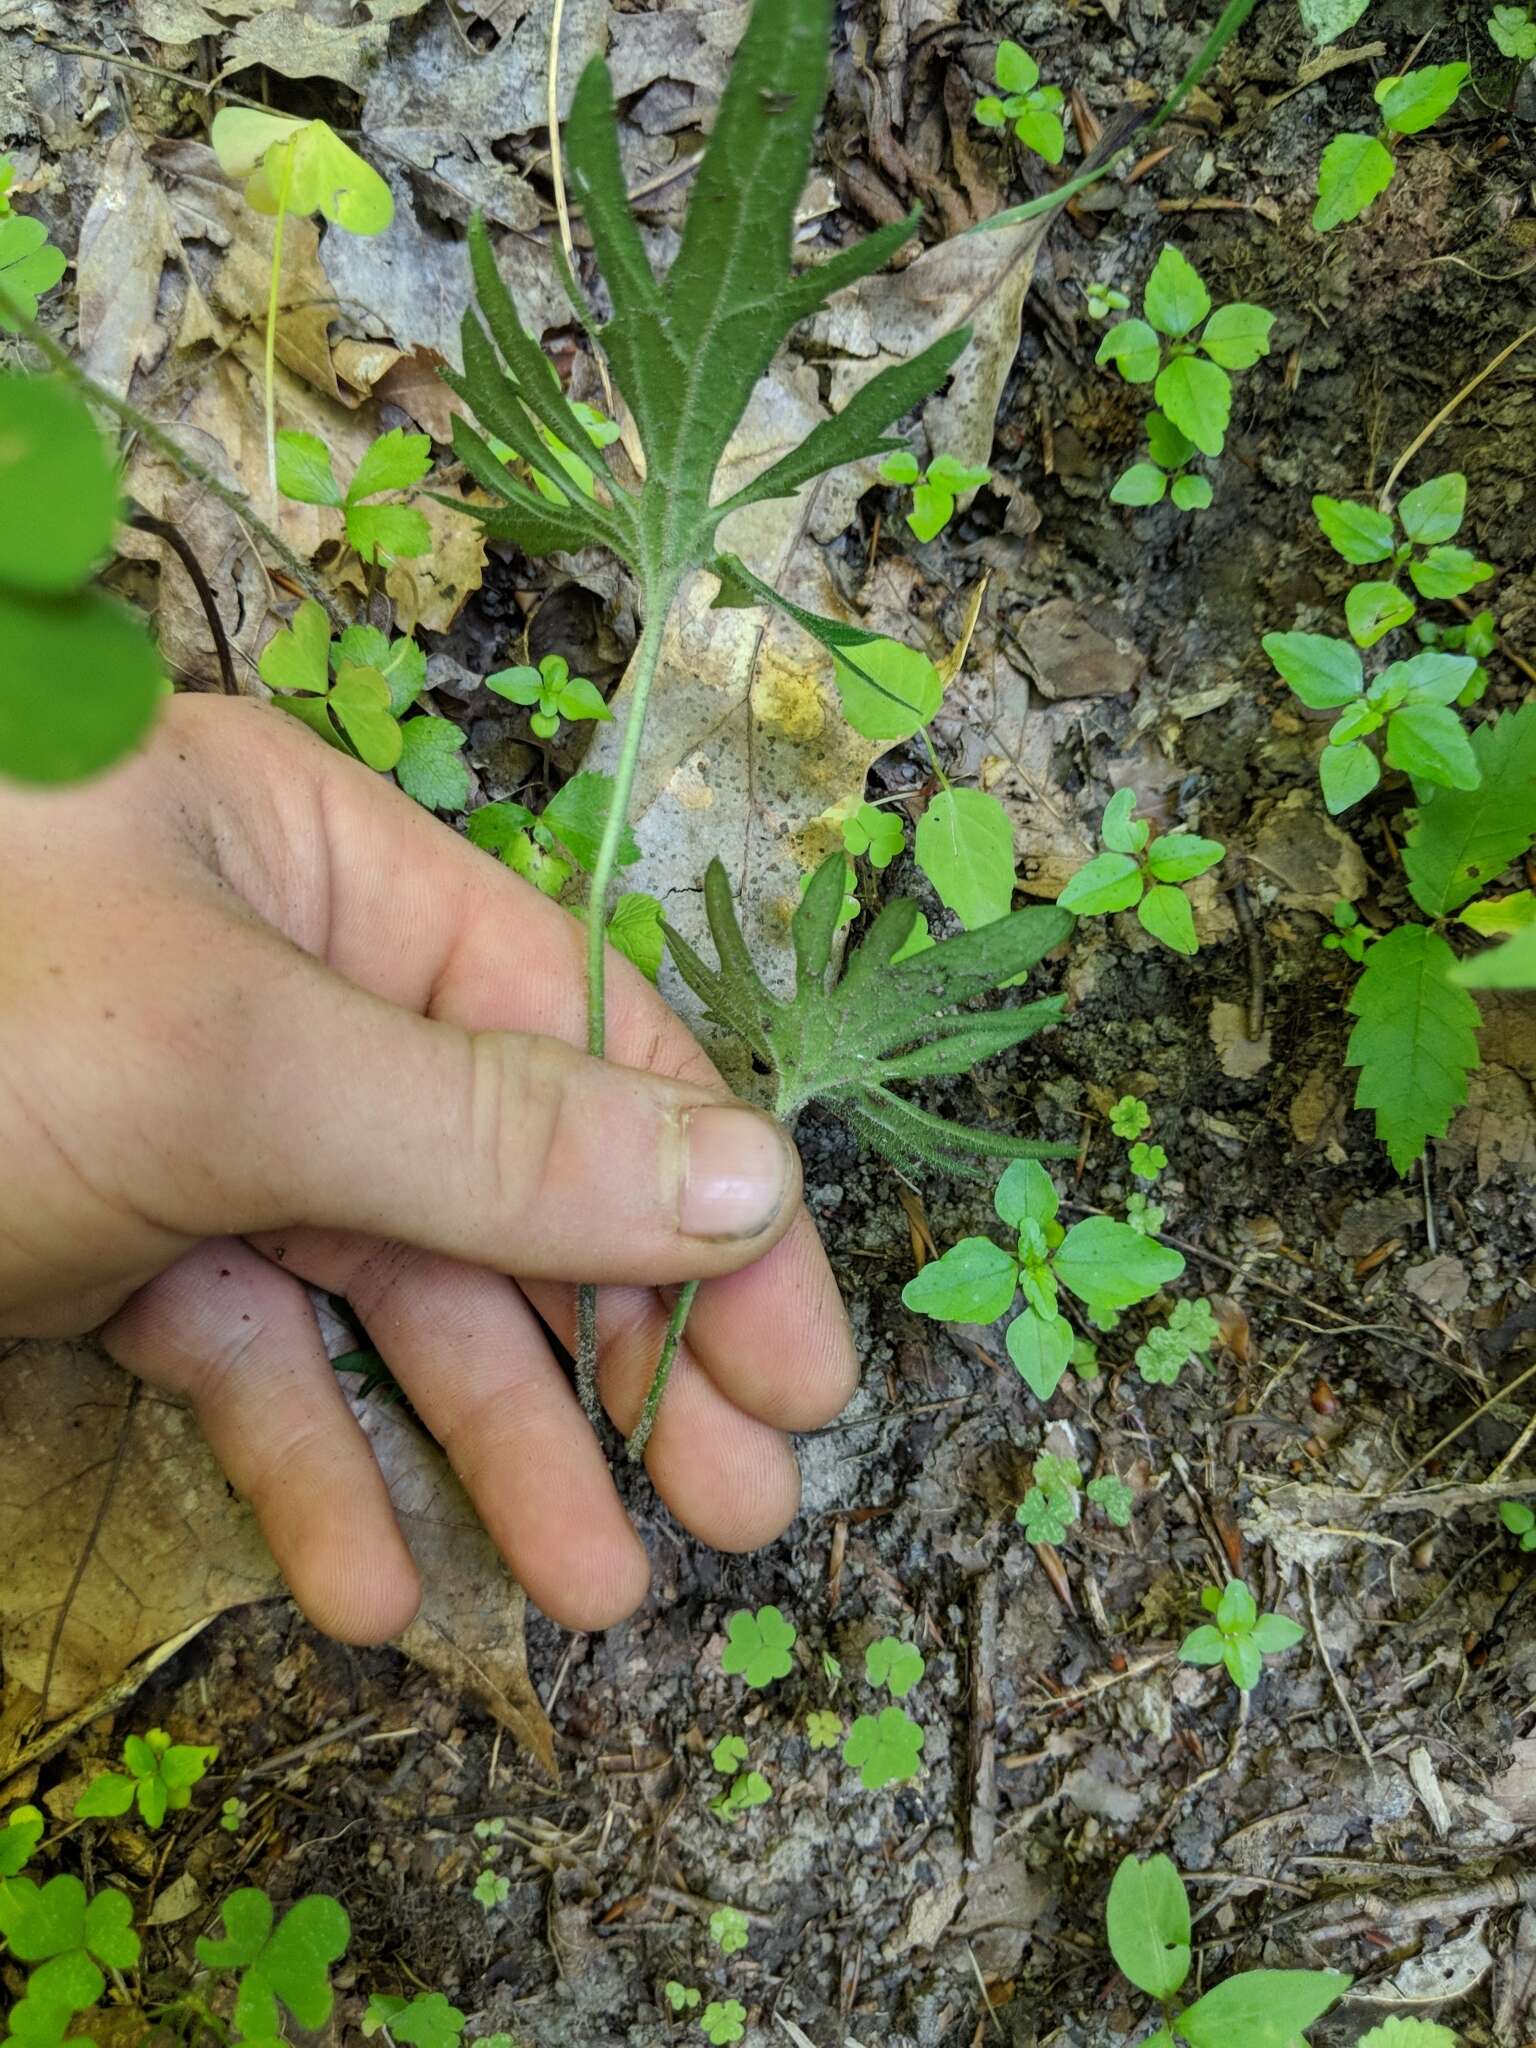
[[4, 1, 1536, 2045]]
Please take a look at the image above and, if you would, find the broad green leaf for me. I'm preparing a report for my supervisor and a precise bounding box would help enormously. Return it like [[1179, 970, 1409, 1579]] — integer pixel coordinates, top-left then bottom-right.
[[1145, 832, 1223, 883], [556, 675, 612, 722], [1384, 649, 1478, 705], [1138, 884, 1198, 954], [0, 214, 66, 330], [485, 664, 543, 706], [842, 1706, 923, 1790], [1005, 1308, 1073, 1400], [1100, 789, 1149, 855], [372, 1993, 465, 2048], [1403, 703, 1536, 914], [1012, 104, 1064, 164], [1105, 1854, 1190, 1999], [347, 428, 432, 503], [607, 891, 665, 982], [1059, 850, 1143, 916], [541, 770, 640, 872], [929, 458, 992, 501], [274, 430, 342, 507], [1110, 462, 1166, 506], [0, 588, 163, 786], [234, 117, 392, 233], [1312, 131, 1394, 230], [1175, 1969, 1350, 2048], [209, 106, 302, 176], [1053, 1217, 1184, 1323], [1489, 4, 1536, 56], [914, 787, 1016, 929], [1300, 0, 1371, 37], [1198, 301, 1273, 369], [1355, 2022, 1458, 2048], [994, 1157, 1058, 1230], [831, 636, 943, 743], [1096, 318, 1162, 383], [329, 666, 402, 772], [334, 625, 425, 717], [72, 1771, 134, 1821], [466, 799, 535, 860], [1250, 1612, 1305, 1653], [1262, 630, 1363, 707], [1319, 738, 1380, 813], [1386, 703, 1480, 790], [1145, 411, 1194, 469], [0, 1804, 44, 1876], [1215, 1578, 1257, 1630], [0, 376, 121, 593], [1397, 471, 1465, 544], [195, 1889, 350, 2039], [1376, 62, 1468, 135], [395, 715, 470, 811], [1154, 353, 1230, 456], [1143, 246, 1210, 338], [259, 598, 330, 696], [901, 1236, 1019, 1324], [1170, 473, 1212, 511], [1346, 923, 1482, 1171], [907, 480, 953, 541], [0, 1874, 140, 2010], [1450, 921, 1536, 988], [1346, 579, 1416, 647], [1461, 889, 1536, 936], [865, 1637, 925, 1698], [345, 502, 432, 564], [880, 450, 920, 484], [1312, 493, 1395, 565], [1408, 543, 1494, 599], [1224, 1635, 1263, 1688], [1179, 1623, 1226, 1665], [994, 40, 1039, 92]]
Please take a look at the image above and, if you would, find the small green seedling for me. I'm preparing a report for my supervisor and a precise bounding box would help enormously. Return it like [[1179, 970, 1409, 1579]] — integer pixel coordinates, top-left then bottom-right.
[[842, 1705, 925, 1791], [877, 449, 992, 540], [1179, 1578, 1304, 1691], [1357, 2022, 1461, 2047], [902, 1158, 1184, 1401], [1261, 637, 1481, 814], [842, 800, 904, 870], [665, 1981, 702, 2013], [865, 1636, 925, 1698], [805, 1709, 843, 1750], [195, 1888, 351, 2039], [1016, 1451, 1080, 1546], [708, 1906, 749, 1956], [720, 1604, 797, 1688], [486, 652, 612, 740], [1313, 65, 1469, 231], [711, 1734, 748, 1775], [1110, 1095, 1150, 1139], [974, 41, 1066, 163], [0, 1803, 44, 1876], [210, 111, 392, 492], [275, 428, 432, 566], [820, 1649, 843, 1690], [1096, 247, 1274, 459], [468, 771, 639, 898], [1105, 1852, 1349, 2046], [913, 784, 1018, 934], [1323, 899, 1374, 962], [219, 1796, 248, 1835], [471, 1817, 508, 1913], [1059, 789, 1224, 955], [1086, 1473, 1134, 1526], [0, 159, 65, 331], [523, 396, 621, 504], [363, 1993, 467, 2048], [1500, 1500, 1536, 1551], [0, 1871, 142, 2012], [1085, 280, 1130, 321], [1128, 1140, 1167, 1180], [700, 2001, 746, 2046], [1490, 5, 1536, 55], [709, 1770, 773, 1822], [74, 1728, 217, 1830], [1416, 605, 1495, 705], [1110, 410, 1213, 513], [1310, 471, 1494, 648], [1135, 1297, 1220, 1386], [1125, 1192, 1166, 1237], [259, 600, 473, 808]]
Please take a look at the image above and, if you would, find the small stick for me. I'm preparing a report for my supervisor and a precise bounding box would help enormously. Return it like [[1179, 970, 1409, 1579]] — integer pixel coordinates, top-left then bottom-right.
[[1379, 323, 1536, 510], [1229, 877, 1265, 1041], [128, 511, 237, 695], [1304, 1570, 1372, 1764]]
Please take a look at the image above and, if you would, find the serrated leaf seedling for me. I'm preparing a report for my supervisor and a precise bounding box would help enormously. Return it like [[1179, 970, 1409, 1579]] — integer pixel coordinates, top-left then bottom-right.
[[275, 427, 432, 566], [708, 1906, 749, 1956], [467, 770, 641, 903], [1490, 4, 1536, 55], [805, 1709, 843, 1750], [486, 651, 612, 740], [902, 1158, 1185, 1402], [1109, 1094, 1151, 1139], [1096, 246, 1273, 461], [864, 1636, 925, 1699], [700, 1999, 747, 2045], [1308, 471, 1496, 651], [1086, 1472, 1135, 1526], [363, 1992, 468, 2048], [877, 447, 992, 540], [1313, 66, 1469, 231], [1058, 789, 1224, 955], [842, 1705, 925, 1791], [1178, 1579, 1305, 1692], [1016, 1450, 1081, 1546], [1322, 899, 1374, 963], [1109, 410, 1213, 514], [665, 1980, 702, 2013], [974, 41, 1067, 164], [1134, 1297, 1220, 1386], [720, 1605, 797, 1688]]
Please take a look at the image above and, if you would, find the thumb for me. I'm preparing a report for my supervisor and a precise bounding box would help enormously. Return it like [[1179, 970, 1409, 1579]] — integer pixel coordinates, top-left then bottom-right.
[[174, 935, 801, 1285]]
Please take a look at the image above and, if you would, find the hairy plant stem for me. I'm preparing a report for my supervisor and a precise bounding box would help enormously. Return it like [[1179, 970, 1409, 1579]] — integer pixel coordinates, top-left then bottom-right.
[[263, 147, 296, 500], [575, 573, 682, 1426], [0, 282, 347, 629], [627, 1279, 699, 1463]]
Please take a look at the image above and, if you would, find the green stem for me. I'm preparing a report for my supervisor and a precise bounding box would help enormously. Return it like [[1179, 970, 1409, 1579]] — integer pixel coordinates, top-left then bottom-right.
[[0, 280, 347, 630], [575, 576, 681, 1423], [264, 149, 295, 502], [626, 1278, 699, 1463]]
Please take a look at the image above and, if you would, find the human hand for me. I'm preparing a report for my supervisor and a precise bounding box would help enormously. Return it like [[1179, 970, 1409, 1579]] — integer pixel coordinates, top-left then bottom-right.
[[0, 697, 856, 1639]]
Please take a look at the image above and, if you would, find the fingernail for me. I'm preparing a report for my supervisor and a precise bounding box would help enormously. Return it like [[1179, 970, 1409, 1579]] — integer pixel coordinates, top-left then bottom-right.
[[679, 1105, 792, 1240]]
